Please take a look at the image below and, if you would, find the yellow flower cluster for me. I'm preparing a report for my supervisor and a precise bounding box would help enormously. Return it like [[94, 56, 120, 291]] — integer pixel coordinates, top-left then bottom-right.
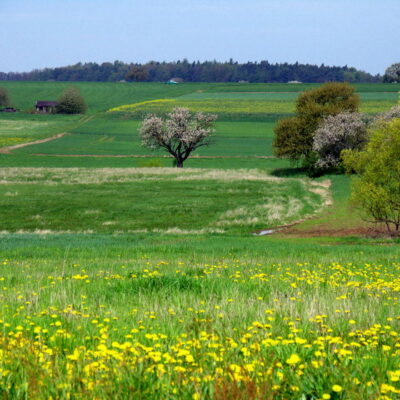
[[108, 99, 176, 113]]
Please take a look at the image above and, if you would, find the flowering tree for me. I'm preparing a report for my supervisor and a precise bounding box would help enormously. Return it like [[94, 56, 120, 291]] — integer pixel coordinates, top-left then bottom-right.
[[383, 63, 400, 83], [313, 112, 368, 168], [373, 105, 400, 125], [139, 107, 217, 168]]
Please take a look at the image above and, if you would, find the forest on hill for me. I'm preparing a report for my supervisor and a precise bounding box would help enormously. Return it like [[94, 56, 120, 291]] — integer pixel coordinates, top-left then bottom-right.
[[0, 59, 380, 83]]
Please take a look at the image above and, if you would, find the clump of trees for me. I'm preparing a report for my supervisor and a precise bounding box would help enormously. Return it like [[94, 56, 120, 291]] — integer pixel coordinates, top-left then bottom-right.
[[383, 63, 400, 83], [273, 82, 360, 174], [56, 87, 86, 114], [139, 107, 217, 168], [343, 118, 400, 233], [0, 87, 10, 107]]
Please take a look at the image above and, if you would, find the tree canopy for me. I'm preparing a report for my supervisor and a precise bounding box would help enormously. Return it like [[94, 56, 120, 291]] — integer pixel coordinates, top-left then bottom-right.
[[342, 118, 400, 233]]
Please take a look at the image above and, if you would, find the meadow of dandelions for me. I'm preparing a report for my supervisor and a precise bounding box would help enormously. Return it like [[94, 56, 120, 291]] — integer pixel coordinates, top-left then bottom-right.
[[1, 259, 400, 399]]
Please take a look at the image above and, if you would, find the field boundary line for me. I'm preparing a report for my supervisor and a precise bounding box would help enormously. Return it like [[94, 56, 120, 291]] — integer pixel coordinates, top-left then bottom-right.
[[30, 153, 277, 159], [0, 133, 70, 154]]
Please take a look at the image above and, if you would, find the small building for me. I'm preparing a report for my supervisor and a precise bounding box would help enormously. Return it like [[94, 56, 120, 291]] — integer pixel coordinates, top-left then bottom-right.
[[166, 77, 183, 84], [288, 80, 302, 84], [35, 101, 58, 113]]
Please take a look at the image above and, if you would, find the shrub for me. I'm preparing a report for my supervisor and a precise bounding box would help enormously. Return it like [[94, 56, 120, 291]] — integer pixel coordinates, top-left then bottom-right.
[[56, 87, 86, 114]]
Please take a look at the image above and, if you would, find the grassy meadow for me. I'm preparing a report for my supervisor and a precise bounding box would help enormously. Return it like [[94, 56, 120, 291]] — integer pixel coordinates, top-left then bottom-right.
[[0, 81, 400, 399]]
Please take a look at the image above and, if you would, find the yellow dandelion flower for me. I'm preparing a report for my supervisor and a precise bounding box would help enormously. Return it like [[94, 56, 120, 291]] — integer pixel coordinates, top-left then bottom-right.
[[332, 385, 342, 392], [286, 354, 301, 365]]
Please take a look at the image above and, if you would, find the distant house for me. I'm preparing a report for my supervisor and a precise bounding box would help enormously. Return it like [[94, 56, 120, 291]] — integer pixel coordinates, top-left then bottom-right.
[[166, 77, 183, 84], [288, 80, 302, 84], [35, 101, 58, 113]]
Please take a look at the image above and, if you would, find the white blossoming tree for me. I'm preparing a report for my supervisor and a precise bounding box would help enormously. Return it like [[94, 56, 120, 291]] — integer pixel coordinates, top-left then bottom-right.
[[383, 63, 400, 83], [313, 112, 368, 169], [139, 107, 217, 168]]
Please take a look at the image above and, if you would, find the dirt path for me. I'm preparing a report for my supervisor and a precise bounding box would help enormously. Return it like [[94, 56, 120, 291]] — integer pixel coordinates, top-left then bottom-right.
[[0, 133, 69, 154]]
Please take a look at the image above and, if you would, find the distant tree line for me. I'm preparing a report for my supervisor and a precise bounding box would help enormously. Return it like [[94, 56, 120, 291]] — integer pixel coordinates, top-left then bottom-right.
[[0, 60, 380, 83]]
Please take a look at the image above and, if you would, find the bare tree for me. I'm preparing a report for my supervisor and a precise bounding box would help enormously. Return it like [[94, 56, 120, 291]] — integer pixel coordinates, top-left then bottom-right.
[[139, 107, 217, 168]]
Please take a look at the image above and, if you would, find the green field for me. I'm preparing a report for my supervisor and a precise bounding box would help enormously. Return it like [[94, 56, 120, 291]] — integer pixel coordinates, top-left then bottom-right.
[[1, 81, 400, 399]]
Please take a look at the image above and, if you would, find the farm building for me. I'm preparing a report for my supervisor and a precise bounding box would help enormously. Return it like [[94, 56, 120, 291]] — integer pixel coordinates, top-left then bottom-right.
[[166, 77, 184, 84], [35, 101, 58, 113]]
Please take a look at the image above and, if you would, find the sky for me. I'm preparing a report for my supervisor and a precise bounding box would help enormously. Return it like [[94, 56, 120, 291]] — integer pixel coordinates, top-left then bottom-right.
[[0, 0, 399, 75]]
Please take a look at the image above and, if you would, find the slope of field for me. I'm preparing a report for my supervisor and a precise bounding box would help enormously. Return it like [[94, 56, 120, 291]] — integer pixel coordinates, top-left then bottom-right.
[[0, 82, 398, 160], [12, 119, 276, 157], [0, 168, 327, 234], [0, 81, 205, 113], [0, 113, 81, 148]]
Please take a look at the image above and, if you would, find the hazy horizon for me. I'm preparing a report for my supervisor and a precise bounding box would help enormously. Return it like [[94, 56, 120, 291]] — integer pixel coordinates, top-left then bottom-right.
[[1, 0, 399, 75]]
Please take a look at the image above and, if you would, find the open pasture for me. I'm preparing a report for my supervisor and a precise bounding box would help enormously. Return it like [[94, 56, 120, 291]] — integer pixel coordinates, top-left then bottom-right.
[[0, 167, 326, 234]]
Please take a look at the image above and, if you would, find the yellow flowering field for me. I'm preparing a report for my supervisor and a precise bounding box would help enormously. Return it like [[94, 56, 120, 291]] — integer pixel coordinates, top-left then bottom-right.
[[1, 258, 400, 399], [107, 98, 396, 117]]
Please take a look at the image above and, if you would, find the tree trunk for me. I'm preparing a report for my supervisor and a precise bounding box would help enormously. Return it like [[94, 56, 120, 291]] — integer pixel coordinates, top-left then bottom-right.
[[176, 159, 184, 168]]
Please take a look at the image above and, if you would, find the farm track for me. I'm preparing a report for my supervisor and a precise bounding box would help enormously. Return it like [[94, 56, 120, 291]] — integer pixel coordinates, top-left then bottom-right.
[[0, 132, 69, 154], [0, 114, 96, 154]]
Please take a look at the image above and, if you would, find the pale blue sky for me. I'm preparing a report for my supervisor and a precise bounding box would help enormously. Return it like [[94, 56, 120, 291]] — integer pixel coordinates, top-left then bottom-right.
[[0, 0, 398, 74]]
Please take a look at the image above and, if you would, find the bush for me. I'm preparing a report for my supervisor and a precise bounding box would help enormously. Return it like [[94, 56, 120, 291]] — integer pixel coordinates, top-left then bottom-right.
[[313, 112, 368, 169], [273, 82, 359, 173], [56, 87, 86, 114], [342, 118, 400, 233]]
